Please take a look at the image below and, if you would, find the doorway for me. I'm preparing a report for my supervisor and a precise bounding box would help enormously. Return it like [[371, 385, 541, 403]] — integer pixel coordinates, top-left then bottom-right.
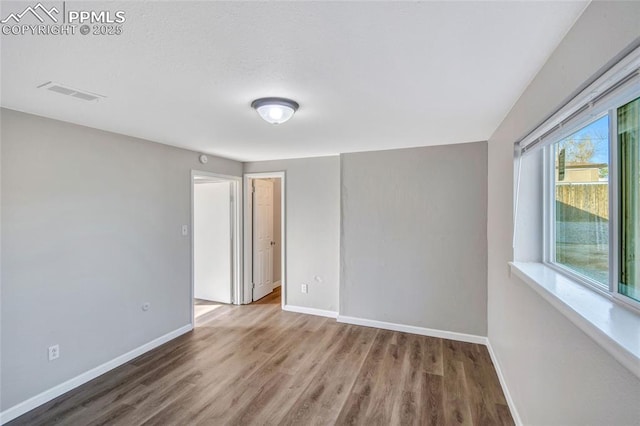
[[244, 172, 285, 307], [191, 171, 242, 326]]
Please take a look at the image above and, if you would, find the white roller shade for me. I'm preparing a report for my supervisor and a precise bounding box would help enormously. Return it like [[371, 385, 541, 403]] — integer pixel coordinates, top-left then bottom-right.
[[515, 44, 640, 157]]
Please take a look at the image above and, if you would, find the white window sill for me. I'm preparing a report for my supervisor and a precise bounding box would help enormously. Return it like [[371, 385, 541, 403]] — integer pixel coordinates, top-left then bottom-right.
[[509, 261, 640, 379]]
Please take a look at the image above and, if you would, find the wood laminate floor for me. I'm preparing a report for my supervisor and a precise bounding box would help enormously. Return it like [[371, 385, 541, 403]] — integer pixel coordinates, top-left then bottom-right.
[[9, 287, 514, 425]]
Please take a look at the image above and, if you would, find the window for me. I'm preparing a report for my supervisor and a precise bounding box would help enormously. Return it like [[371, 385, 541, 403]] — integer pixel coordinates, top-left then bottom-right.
[[619, 97, 640, 302], [514, 46, 640, 309], [553, 115, 610, 287], [511, 48, 640, 375], [546, 94, 640, 306]]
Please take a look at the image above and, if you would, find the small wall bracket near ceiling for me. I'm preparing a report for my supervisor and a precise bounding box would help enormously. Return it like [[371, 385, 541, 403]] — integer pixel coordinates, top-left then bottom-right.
[[251, 97, 299, 124]]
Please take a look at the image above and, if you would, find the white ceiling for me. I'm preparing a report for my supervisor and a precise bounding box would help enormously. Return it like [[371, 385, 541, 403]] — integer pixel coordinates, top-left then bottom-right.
[[1, 1, 588, 161]]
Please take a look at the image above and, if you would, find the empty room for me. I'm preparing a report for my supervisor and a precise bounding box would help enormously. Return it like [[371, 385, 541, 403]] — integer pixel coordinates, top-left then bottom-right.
[[1, 1, 639, 425]]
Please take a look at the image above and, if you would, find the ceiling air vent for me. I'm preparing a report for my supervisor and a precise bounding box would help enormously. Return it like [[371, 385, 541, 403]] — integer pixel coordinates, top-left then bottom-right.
[[37, 81, 106, 102]]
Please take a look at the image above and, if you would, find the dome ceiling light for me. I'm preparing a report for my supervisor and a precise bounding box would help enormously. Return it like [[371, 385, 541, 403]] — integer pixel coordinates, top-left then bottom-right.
[[251, 97, 299, 124]]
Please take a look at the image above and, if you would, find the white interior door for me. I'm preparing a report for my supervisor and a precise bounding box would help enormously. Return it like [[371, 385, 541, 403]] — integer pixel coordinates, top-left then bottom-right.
[[252, 179, 274, 301], [194, 181, 232, 303]]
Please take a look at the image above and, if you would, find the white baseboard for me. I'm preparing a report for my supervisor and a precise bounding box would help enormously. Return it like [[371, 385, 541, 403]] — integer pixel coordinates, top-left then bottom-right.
[[336, 315, 487, 345], [283, 304, 338, 318], [273, 280, 282, 289], [485, 340, 523, 426], [0, 324, 193, 425]]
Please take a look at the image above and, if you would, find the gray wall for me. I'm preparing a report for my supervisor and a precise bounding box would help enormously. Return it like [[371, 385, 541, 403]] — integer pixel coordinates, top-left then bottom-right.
[[244, 157, 340, 312], [487, 2, 640, 424], [341, 143, 488, 336], [0, 108, 242, 410]]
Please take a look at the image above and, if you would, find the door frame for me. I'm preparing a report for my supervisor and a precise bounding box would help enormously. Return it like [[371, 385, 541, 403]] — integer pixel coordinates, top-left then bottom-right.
[[190, 170, 243, 327], [244, 172, 286, 308]]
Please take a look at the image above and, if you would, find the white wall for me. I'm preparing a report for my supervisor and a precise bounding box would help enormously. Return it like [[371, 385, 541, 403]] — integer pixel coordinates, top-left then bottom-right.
[[244, 157, 340, 312], [340, 143, 487, 336], [194, 181, 232, 303], [487, 2, 640, 424], [0, 108, 242, 412]]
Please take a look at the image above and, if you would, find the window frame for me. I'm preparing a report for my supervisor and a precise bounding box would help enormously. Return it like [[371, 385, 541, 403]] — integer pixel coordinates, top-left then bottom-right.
[[542, 90, 640, 313], [614, 96, 640, 309]]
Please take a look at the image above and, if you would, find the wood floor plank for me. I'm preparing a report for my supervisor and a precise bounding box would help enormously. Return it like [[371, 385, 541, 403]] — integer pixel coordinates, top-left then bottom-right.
[[363, 331, 411, 424], [496, 403, 516, 426], [335, 329, 393, 425], [457, 342, 503, 425], [85, 403, 137, 426], [395, 333, 426, 425], [423, 335, 444, 376], [443, 341, 474, 426], [477, 345, 509, 407], [422, 372, 446, 426], [7, 292, 514, 426]]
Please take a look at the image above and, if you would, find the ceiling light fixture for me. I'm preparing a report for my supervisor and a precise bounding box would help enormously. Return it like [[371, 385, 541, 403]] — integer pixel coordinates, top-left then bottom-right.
[[251, 97, 299, 124]]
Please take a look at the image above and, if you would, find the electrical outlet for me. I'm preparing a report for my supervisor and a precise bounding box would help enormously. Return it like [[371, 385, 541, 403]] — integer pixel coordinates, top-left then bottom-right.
[[48, 344, 60, 361], [301, 284, 308, 294], [142, 302, 151, 311]]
